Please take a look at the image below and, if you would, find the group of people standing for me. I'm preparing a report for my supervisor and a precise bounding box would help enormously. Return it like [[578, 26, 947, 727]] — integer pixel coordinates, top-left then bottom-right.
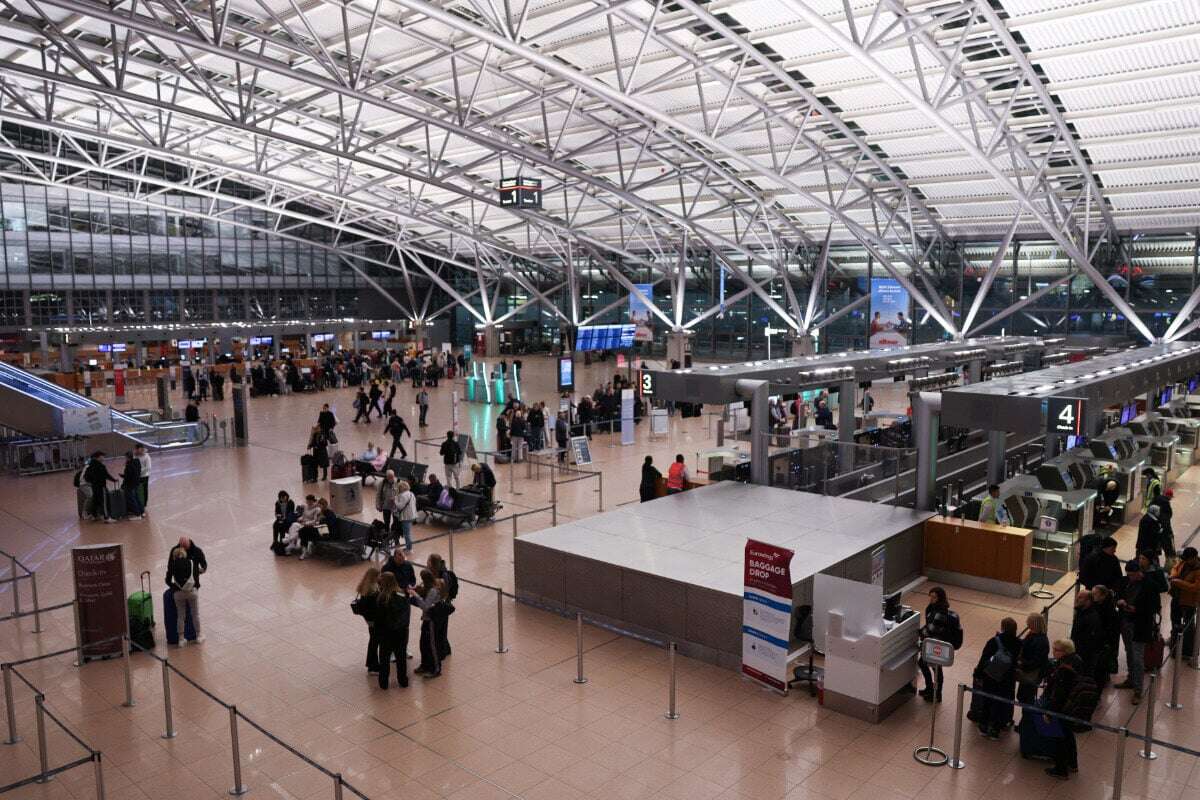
[[352, 550, 458, 688], [78, 446, 152, 521]]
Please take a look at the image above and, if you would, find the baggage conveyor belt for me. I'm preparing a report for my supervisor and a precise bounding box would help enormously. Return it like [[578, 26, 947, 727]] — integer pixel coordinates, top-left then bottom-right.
[[840, 432, 1046, 506]]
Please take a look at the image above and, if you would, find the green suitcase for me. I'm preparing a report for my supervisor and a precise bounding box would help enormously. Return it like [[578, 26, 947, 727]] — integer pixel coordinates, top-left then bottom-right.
[[127, 570, 154, 627]]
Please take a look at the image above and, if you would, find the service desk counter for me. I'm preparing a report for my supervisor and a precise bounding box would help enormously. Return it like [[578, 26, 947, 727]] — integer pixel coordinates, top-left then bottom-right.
[[822, 609, 920, 723], [923, 516, 1032, 597]]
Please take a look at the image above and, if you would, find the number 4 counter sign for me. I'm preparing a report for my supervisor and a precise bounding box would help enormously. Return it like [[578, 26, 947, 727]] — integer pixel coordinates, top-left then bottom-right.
[[742, 539, 794, 693]]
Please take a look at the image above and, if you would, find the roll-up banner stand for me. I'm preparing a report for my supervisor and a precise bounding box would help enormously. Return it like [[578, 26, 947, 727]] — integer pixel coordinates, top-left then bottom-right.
[[742, 539, 794, 693], [620, 388, 635, 446], [71, 544, 128, 662], [113, 363, 127, 404]]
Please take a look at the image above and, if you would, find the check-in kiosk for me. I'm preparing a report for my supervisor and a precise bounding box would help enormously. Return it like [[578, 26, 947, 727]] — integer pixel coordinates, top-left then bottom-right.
[[1006, 457, 1096, 573], [1080, 428, 1147, 509], [1155, 403, 1197, 467], [1127, 413, 1181, 482]]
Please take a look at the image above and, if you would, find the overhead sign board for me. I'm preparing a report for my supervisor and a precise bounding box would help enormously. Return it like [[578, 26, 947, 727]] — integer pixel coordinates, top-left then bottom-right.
[[1046, 396, 1085, 435]]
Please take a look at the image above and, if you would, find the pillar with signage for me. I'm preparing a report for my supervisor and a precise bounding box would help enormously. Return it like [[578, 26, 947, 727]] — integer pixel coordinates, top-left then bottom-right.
[[483, 324, 500, 357], [620, 388, 635, 446], [742, 539, 794, 693], [665, 330, 692, 368], [71, 544, 128, 662], [231, 385, 249, 446]]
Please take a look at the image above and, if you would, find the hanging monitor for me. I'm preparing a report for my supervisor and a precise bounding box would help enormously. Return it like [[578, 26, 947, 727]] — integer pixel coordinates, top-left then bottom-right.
[[499, 176, 542, 209]]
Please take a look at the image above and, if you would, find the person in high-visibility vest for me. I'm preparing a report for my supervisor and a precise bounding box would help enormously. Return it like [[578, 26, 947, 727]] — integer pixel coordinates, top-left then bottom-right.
[[1144, 469, 1162, 511], [666, 454, 689, 494], [979, 484, 1009, 526]]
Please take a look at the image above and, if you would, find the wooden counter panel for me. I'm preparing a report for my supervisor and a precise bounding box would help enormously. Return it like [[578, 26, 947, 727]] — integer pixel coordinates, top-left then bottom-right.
[[924, 517, 1031, 586]]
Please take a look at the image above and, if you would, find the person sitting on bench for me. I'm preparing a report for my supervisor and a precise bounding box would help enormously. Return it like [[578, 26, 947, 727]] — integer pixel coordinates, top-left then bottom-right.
[[298, 498, 337, 560]]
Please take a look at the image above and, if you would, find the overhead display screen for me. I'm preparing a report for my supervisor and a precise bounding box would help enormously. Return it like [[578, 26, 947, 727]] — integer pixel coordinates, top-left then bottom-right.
[[575, 324, 635, 351]]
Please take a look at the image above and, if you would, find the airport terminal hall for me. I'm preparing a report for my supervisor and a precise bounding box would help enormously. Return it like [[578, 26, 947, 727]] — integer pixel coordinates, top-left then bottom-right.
[[5, 0, 1200, 798]]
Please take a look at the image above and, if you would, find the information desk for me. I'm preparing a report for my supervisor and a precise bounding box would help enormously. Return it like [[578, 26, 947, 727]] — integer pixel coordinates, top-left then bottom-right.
[[923, 516, 1032, 597]]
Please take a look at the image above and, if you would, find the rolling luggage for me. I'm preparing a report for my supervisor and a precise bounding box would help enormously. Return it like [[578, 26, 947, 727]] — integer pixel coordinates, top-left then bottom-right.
[[1017, 714, 1058, 761], [163, 589, 197, 645], [301, 454, 318, 483], [106, 489, 126, 519], [128, 571, 155, 652], [77, 483, 93, 518]]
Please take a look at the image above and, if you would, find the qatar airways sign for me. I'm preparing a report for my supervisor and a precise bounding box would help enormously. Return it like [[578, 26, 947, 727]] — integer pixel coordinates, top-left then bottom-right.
[[71, 544, 127, 662], [742, 540, 794, 693]]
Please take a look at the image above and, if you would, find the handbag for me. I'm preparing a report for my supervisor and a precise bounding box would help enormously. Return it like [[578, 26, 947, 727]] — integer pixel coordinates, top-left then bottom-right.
[[983, 636, 1014, 682], [1144, 631, 1166, 670], [1015, 665, 1041, 686], [327, 429, 338, 444]]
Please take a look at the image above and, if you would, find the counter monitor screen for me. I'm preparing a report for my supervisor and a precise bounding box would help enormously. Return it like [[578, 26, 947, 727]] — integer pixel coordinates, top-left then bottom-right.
[[1190, 377, 1198, 393], [1066, 435, 1086, 449], [1119, 403, 1134, 425]]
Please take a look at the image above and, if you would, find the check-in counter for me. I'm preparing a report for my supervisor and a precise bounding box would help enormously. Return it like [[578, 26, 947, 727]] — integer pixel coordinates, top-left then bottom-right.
[[923, 516, 1033, 597], [822, 607, 920, 723]]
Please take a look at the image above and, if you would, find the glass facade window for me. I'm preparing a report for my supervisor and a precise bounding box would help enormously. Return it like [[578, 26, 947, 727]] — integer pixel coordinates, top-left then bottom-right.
[[30, 291, 66, 325], [182, 290, 212, 321], [0, 291, 23, 326], [73, 290, 108, 324], [111, 290, 145, 323]]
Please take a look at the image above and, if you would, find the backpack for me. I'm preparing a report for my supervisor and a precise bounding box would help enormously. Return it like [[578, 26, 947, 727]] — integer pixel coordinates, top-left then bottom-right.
[[982, 636, 1014, 682], [945, 610, 964, 649], [1061, 673, 1101, 732], [444, 569, 459, 601], [436, 488, 453, 510]]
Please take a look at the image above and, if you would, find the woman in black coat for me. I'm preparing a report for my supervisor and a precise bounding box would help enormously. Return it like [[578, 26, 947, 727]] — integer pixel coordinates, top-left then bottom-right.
[[307, 425, 330, 480], [973, 616, 1021, 738], [640, 456, 661, 502], [1017, 613, 1050, 706]]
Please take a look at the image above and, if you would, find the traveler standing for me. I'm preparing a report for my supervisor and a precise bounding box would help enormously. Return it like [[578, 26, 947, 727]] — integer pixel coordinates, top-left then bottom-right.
[[666, 454, 688, 495], [184, 401, 200, 422], [166, 546, 204, 644], [640, 456, 661, 502], [1091, 585, 1120, 685], [1069, 590, 1103, 685], [374, 573, 410, 689], [354, 567, 382, 673], [121, 452, 145, 519], [307, 425, 331, 481], [411, 569, 443, 678], [509, 411, 527, 462], [978, 484, 1009, 526], [972, 617, 1020, 738], [135, 444, 151, 511], [918, 586, 961, 702], [555, 412, 569, 463], [1169, 547, 1200, 665], [317, 403, 337, 436], [417, 388, 430, 427], [376, 471, 399, 529], [1017, 613, 1050, 706], [427, 554, 457, 660], [1115, 555, 1164, 703], [1151, 489, 1176, 560], [1079, 536, 1122, 590], [1041, 640, 1082, 779], [440, 431, 463, 488], [1136, 504, 1163, 559], [82, 451, 118, 522], [392, 481, 417, 552]]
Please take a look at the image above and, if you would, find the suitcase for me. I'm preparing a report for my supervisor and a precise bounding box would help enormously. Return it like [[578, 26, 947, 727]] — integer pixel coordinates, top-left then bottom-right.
[[77, 484, 93, 518], [163, 589, 197, 645], [301, 454, 318, 483], [128, 571, 156, 652], [1017, 714, 1058, 761], [106, 489, 126, 519]]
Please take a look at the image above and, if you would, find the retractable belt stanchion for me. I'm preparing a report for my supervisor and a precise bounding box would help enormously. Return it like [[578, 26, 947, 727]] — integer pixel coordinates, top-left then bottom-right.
[[1112, 728, 1127, 800], [228, 705, 248, 795], [573, 613, 587, 685], [333, 773, 344, 800], [2, 663, 20, 744], [93, 751, 106, 800], [161, 661, 177, 739], [1166, 624, 1185, 710], [949, 683, 966, 768], [1138, 672, 1158, 760], [121, 636, 135, 707], [665, 643, 679, 720], [34, 694, 50, 783], [495, 588, 509, 654]]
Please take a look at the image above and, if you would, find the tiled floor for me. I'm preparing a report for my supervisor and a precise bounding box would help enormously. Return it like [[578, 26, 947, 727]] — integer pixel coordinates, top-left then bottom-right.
[[0, 354, 1197, 799]]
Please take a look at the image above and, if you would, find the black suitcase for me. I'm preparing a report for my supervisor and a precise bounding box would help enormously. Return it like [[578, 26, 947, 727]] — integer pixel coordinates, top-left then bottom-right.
[[106, 489, 126, 519], [301, 454, 318, 483]]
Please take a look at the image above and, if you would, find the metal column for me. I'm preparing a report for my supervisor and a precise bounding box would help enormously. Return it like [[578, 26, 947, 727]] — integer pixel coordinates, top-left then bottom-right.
[[913, 392, 942, 511], [987, 431, 1007, 484], [484, 324, 500, 357], [967, 359, 983, 384], [735, 379, 769, 486], [838, 379, 856, 443]]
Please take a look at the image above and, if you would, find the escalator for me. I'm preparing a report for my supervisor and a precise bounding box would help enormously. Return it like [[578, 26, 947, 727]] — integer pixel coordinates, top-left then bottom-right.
[[0, 362, 208, 452]]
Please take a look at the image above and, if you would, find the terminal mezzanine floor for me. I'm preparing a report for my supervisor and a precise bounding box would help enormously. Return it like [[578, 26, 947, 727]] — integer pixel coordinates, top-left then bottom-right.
[[0, 354, 1197, 800]]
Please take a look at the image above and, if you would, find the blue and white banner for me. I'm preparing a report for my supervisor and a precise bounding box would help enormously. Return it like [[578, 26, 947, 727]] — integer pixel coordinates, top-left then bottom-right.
[[869, 277, 911, 348]]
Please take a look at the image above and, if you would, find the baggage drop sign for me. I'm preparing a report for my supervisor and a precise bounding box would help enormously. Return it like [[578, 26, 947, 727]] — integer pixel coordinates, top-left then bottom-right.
[[742, 539, 794, 692]]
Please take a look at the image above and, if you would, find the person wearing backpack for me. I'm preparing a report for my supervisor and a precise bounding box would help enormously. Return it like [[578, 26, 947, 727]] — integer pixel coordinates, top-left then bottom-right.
[[427, 553, 457, 660], [918, 586, 961, 702], [971, 617, 1020, 739]]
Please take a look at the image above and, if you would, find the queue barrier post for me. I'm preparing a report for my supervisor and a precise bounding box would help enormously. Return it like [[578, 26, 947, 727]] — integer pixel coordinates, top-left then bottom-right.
[[949, 683, 966, 769], [1137, 672, 1158, 760], [1166, 628, 1184, 710], [333, 773, 344, 800], [30, 572, 41, 633], [448, 530, 455, 571], [665, 642, 679, 720], [1112, 728, 1127, 800], [551, 481, 558, 526], [597, 472, 604, 512], [573, 613, 587, 685], [93, 751, 106, 800], [8, 555, 18, 617], [228, 705, 247, 795], [72, 598, 84, 667], [2, 662, 20, 744], [495, 588, 509, 654], [34, 693, 51, 783], [121, 635, 135, 707], [161, 660, 177, 739]]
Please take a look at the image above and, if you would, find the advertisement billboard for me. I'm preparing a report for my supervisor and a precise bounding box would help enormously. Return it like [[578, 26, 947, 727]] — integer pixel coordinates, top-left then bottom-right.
[[629, 283, 654, 342], [742, 539, 794, 692], [869, 278, 911, 348], [71, 544, 128, 661]]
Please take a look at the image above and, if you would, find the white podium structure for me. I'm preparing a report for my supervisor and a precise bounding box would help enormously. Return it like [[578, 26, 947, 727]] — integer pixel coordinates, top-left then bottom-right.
[[330, 476, 363, 515], [815, 574, 920, 723]]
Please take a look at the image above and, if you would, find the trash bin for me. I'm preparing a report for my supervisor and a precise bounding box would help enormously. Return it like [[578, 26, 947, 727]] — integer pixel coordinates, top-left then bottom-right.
[[330, 476, 363, 515]]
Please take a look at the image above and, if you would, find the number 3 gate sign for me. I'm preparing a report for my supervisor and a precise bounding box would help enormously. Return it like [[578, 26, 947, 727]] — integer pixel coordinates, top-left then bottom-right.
[[742, 539, 794, 692]]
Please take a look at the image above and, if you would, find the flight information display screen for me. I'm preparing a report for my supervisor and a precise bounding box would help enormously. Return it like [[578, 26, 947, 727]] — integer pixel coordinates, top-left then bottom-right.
[[575, 324, 635, 351]]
